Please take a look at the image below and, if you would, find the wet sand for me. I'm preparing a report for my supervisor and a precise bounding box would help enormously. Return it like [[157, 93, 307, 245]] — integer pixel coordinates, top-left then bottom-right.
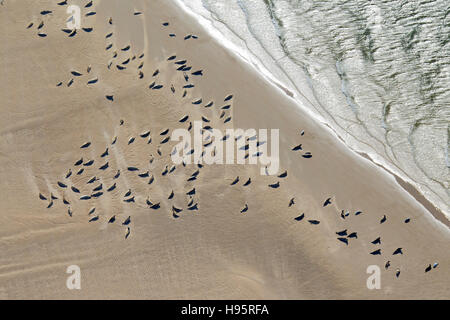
[[0, 0, 448, 299], [359, 152, 450, 229]]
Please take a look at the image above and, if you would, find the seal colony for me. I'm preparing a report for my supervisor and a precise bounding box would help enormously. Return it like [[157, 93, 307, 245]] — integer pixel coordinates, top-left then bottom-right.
[[0, 0, 448, 299]]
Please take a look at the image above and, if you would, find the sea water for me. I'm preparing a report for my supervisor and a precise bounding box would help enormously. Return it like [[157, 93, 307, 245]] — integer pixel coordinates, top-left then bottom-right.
[[175, 0, 450, 218]]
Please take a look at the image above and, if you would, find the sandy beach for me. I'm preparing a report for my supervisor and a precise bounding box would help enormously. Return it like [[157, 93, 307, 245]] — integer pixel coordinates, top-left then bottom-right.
[[0, 0, 448, 299]]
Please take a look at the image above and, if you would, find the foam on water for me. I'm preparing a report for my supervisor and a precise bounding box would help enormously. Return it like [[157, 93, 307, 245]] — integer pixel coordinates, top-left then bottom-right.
[[174, 0, 450, 218]]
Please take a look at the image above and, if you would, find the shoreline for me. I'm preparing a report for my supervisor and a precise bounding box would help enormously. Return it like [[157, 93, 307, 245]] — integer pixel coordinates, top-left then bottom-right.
[[1, 0, 449, 299], [358, 152, 450, 229], [172, 0, 449, 222]]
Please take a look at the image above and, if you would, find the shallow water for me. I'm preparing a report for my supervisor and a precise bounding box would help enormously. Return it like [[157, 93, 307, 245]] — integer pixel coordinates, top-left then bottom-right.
[[177, 0, 450, 217]]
